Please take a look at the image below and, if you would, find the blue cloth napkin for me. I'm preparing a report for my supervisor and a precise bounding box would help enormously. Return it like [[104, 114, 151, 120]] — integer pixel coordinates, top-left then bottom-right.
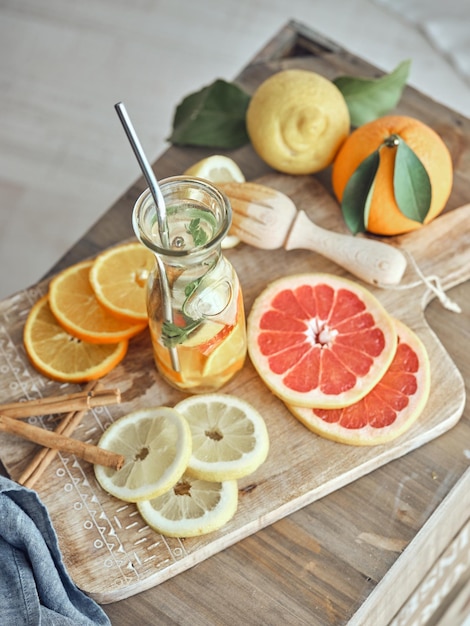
[[0, 475, 110, 626]]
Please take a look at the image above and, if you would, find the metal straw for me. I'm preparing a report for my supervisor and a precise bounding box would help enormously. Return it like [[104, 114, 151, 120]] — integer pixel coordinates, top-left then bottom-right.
[[114, 101, 179, 371], [114, 102, 170, 247]]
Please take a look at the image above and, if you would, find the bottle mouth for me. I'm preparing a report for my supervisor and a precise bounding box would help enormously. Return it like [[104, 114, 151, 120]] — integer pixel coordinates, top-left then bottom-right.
[[132, 176, 231, 258]]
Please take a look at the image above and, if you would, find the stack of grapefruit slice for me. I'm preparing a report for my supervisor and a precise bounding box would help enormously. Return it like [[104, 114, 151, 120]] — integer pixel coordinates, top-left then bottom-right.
[[247, 273, 430, 446]]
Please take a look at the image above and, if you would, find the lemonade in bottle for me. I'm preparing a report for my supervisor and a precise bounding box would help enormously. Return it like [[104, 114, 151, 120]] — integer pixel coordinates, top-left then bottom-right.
[[133, 176, 247, 392]]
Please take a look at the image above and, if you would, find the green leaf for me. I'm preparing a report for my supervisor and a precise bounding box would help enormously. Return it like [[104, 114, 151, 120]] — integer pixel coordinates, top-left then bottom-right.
[[161, 318, 203, 348], [334, 60, 411, 126], [184, 277, 202, 298], [393, 138, 432, 222], [186, 217, 209, 246], [167, 79, 251, 148], [341, 150, 380, 234]]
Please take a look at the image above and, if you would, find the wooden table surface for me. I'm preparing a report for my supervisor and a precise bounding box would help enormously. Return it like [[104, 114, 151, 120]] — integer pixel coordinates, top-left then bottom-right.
[[14, 21, 470, 625]]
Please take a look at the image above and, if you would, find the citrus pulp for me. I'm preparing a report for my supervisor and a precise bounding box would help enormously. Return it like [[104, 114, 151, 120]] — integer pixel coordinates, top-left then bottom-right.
[[184, 154, 245, 249], [89, 241, 155, 323], [288, 319, 431, 445], [183, 155, 245, 184], [174, 394, 269, 481], [247, 273, 397, 408], [94, 407, 192, 502], [49, 260, 147, 343], [23, 295, 128, 383], [138, 474, 238, 537]]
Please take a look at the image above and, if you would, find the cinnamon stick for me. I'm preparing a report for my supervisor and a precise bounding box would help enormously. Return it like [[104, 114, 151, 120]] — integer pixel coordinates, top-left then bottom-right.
[[0, 387, 121, 419], [0, 414, 124, 471], [19, 404, 91, 488], [19, 380, 100, 487]]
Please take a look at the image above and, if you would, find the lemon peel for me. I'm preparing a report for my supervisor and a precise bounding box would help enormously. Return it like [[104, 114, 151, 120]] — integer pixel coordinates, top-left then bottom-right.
[[94, 407, 192, 503], [138, 474, 238, 537], [89, 242, 155, 323], [183, 155, 245, 184], [246, 69, 350, 174], [175, 394, 269, 481], [23, 295, 128, 383], [183, 155, 245, 248]]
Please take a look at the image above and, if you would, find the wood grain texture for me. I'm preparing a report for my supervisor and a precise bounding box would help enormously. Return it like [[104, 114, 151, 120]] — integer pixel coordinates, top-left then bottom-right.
[[351, 468, 470, 625], [0, 174, 468, 605], [1, 21, 469, 625]]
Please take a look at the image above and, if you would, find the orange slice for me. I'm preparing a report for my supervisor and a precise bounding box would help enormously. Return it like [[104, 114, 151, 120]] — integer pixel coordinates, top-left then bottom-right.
[[288, 319, 431, 445], [89, 242, 155, 323], [49, 260, 147, 344], [247, 273, 397, 408], [23, 295, 127, 383]]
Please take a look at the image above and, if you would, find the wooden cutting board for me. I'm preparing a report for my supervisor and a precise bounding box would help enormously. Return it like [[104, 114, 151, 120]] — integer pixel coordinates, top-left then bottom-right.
[[0, 173, 468, 603]]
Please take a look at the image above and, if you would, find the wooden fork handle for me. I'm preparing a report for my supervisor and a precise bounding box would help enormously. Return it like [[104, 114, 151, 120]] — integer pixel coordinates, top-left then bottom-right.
[[284, 210, 407, 286]]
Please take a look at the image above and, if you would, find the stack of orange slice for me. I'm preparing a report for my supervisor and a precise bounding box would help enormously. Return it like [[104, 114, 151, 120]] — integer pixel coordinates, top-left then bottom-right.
[[24, 242, 155, 383]]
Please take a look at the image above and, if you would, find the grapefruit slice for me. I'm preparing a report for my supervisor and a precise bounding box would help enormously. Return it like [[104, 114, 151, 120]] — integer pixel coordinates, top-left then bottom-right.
[[247, 273, 397, 408], [288, 319, 431, 445]]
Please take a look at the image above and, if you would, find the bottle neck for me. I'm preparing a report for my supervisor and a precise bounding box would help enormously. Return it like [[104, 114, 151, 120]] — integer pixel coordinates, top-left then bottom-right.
[[151, 240, 222, 271], [132, 177, 231, 260]]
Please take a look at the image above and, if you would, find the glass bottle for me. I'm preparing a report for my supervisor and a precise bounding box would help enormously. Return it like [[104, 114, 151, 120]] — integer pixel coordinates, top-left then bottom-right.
[[132, 176, 247, 393]]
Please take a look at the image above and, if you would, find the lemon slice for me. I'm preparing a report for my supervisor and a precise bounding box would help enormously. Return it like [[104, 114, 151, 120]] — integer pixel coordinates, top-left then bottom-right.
[[202, 319, 246, 378], [183, 155, 245, 184], [183, 320, 226, 348], [220, 235, 241, 250], [94, 407, 192, 502], [138, 474, 238, 537], [183, 155, 245, 249], [174, 394, 269, 481]]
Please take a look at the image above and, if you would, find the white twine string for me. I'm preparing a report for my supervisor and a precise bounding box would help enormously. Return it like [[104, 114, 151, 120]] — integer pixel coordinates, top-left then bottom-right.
[[376, 249, 462, 313]]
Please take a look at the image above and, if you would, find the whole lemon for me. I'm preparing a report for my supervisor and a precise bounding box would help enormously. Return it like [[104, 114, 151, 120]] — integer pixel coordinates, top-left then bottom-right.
[[246, 69, 350, 174]]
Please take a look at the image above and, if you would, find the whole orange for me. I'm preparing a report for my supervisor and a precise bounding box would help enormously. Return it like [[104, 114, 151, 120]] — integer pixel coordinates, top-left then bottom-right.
[[331, 115, 453, 236]]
